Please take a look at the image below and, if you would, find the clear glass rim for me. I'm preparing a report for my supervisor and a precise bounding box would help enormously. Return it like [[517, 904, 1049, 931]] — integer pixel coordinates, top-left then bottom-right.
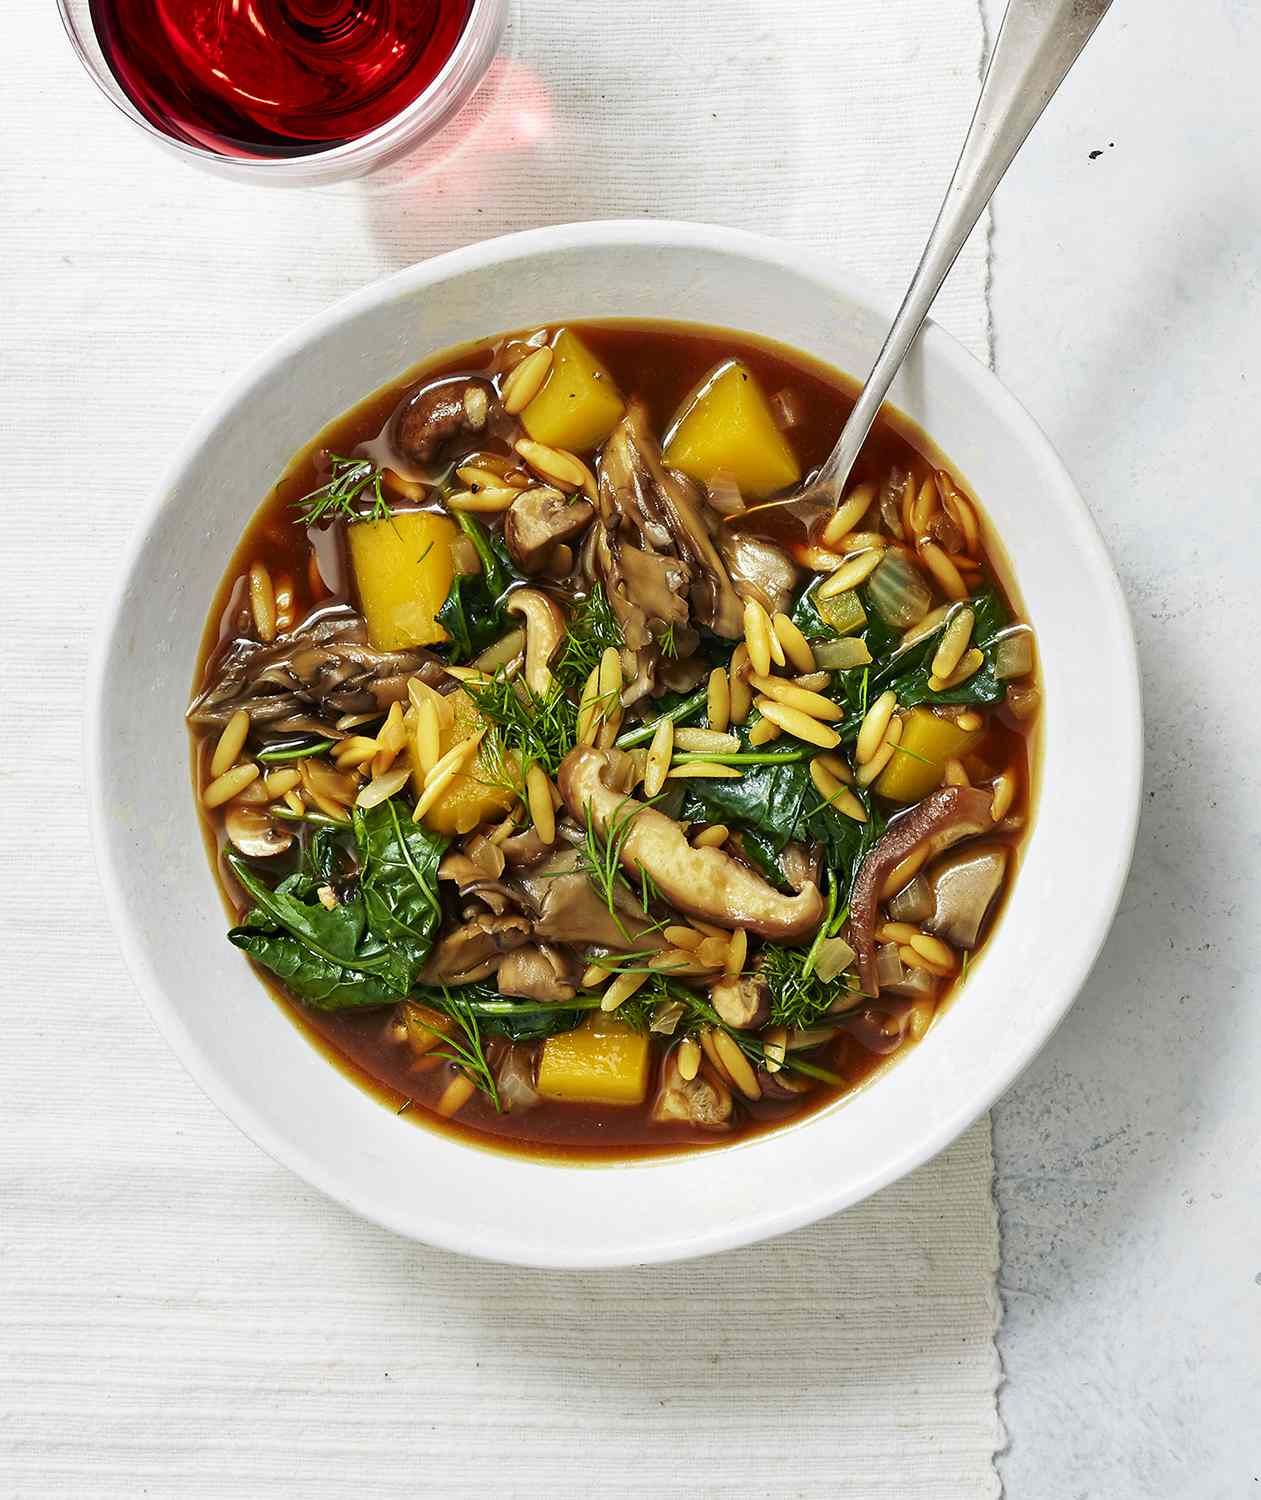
[[56, 0, 507, 182]]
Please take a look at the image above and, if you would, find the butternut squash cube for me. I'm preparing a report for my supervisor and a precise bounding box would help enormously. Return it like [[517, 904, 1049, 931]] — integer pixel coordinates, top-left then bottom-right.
[[406, 688, 515, 836], [875, 706, 983, 804], [663, 359, 801, 500], [520, 328, 625, 453], [348, 511, 456, 650], [537, 1012, 651, 1106]]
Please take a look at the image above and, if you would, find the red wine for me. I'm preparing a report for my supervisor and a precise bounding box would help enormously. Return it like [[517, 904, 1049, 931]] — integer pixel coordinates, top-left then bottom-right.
[[90, 0, 474, 159]]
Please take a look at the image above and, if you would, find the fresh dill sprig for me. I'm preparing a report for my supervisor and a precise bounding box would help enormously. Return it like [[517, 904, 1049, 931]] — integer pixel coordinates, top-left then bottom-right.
[[658, 622, 679, 659], [294, 454, 392, 526], [577, 797, 665, 940], [409, 991, 501, 1110], [462, 670, 578, 781], [760, 941, 858, 1031], [553, 584, 624, 691]]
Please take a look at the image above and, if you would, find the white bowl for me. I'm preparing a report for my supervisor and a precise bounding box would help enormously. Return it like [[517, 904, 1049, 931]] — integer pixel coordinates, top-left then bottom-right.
[[86, 221, 1142, 1267]]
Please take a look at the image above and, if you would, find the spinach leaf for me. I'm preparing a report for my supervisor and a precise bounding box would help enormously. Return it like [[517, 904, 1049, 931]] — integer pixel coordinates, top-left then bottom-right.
[[435, 513, 521, 663], [789, 582, 835, 644], [227, 855, 403, 1011], [229, 914, 403, 1010], [680, 723, 882, 902], [679, 725, 813, 856], [228, 855, 391, 976], [302, 825, 341, 887], [354, 801, 448, 992], [227, 798, 450, 1012], [870, 583, 1010, 710]]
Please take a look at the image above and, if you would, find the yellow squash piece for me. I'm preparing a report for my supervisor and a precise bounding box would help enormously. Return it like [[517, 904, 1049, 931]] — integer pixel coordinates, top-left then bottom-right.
[[537, 1011, 651, 1106], [875, 706, 983, 804], [348, 511, 456, 651], [663, 359, 802, 500], [520, 328, 625, 453], [406, 688, 515, 836]]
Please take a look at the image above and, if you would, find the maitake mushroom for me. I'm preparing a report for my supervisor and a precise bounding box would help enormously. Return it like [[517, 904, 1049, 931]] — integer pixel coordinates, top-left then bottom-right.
[[187, 610, 441, 735]]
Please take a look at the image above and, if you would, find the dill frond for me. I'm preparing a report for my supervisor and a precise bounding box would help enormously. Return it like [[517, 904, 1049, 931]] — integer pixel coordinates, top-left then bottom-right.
[[553, 584, 624, 691], [406, 991, 501, 1110], [462, 670, 578, 780], [294, 454, 392, 526]]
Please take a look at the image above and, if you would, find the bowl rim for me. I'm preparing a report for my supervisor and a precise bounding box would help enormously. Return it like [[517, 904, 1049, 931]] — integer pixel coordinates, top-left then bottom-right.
[[85, 219, 1143, 1265]]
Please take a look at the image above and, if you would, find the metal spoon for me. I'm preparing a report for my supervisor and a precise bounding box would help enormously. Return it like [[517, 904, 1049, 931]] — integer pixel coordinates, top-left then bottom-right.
[[813, 0, 1114, 504]]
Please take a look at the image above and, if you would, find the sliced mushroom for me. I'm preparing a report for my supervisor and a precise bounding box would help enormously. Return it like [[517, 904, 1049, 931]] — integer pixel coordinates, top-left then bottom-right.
[[394, 376, 494, 466], [504, 486, 595, 573], [717, 531, 800, 618], [651, 1051, 734, 1129], [758, 1067, 814, 1100], [709, 975, 771, 1030], [497, 944, 579, 1002], [779, 841, 821, 895], [849, 786, 994, 995], [557, 747, 824, 942], [223, 805, 293, 858], [499, 827, 552, 870], [188, 608, 442, 734], [419, 912, 531, 985], [604, 404, 746, 639], [924, 844, 1009, 949], [843, 1003, 912, 1056], [495, 1044, 541, 1113], [505, 589, 565, 696], [522, 846, 664, 951]]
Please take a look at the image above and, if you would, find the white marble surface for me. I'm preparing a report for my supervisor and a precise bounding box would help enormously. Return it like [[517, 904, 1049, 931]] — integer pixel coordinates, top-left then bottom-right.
[[980, 0, 1261, 1493]]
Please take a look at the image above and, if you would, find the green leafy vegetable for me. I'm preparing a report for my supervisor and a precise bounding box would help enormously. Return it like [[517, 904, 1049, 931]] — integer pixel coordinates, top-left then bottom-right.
[[679, 720, 882, 904], [294, 455, 391, 526], [227, 799, 449, 1011], [614, 685, 709, 749], [256, 736, 339, 765], [877, 584, 1010, 708], [354, 801, 447, 994], [435, 514, 522, 662], [553, 584, 624, 692]]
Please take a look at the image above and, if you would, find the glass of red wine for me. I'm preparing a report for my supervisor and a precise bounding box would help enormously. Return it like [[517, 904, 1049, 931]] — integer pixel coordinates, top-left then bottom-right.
[[57, 0, 507, 184]]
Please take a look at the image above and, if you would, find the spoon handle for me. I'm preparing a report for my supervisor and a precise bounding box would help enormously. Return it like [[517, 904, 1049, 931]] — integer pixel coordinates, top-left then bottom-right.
[[814, 0, 1114, 502]]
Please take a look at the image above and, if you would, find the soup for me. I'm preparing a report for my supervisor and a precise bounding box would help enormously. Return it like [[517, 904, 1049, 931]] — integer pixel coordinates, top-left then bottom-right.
[[187, 321, 1040, 1159]]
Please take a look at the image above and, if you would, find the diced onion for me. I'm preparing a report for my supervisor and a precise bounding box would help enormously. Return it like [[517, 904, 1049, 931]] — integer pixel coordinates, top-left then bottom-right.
[[993, 627, 1035, 680], [887, 873, 934, 925], [813, 935, 856, 983], [876, 942, 905, 988], [814, 637, 873, 671]]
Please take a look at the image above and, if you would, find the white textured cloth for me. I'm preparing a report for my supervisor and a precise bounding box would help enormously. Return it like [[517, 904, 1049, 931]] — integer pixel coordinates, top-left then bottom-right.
[[2, 2, 999, 1496]]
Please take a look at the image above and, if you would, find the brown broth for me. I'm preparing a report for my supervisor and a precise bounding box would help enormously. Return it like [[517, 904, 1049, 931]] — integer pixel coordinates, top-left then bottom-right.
[[191, 319, 1041, 1163]]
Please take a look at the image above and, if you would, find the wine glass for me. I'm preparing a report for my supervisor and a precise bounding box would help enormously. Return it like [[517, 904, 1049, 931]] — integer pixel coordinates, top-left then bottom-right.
[[56, 0, 508, 187]]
